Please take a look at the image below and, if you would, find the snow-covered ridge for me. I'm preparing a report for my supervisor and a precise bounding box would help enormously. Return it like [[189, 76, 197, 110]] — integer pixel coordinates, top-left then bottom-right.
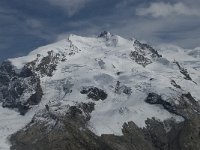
[[1, 32, 200, 149], [188, 47, 200, 58]]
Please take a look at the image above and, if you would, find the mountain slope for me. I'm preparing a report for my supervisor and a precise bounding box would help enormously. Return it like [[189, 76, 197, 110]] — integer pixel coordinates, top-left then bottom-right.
[[0, 32, 200, 150]]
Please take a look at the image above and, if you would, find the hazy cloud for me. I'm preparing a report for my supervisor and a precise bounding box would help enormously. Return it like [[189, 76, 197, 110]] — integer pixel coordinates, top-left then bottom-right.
[[136, 2, 200, 17], [0, 0, 200, 61], [46, 0, 91, 16]]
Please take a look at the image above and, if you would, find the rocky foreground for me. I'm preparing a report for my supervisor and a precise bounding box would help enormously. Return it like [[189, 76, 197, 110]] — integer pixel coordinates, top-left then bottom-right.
[[10, 105, 200, 150]]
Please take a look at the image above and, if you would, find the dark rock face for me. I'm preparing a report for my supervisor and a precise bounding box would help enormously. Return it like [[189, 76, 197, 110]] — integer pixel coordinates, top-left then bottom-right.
[[0, 61, 43, 115], [143, 118, 169, 150], [134, 40, 162, 58], [25, 51, 60, 77], [144, 92, 200, 149], [176, 93, 200, 119], [19, 66, 35, 78], [0, 61, 16, 88], [79, 102, 95, 114], [145, 92, 200, 119], [178, 117, 200, 150], [67, 102, 95, 122], [130, 40, 162, 67], [98, 31, 112, 39], [36, 51, 59, 76], [0, 61, 16, 76], [101, 122, 155, 150], [173, 61, 193, 81], [143, 117, 200, 150], [130, 51, 152, 67], [11, 122, 114, 150], [116, 72, 123, 75], [80, 86, 107, 101], [171, 80, 181, 89], [115, 81, 132, 96], [145, 93, 176, 114]]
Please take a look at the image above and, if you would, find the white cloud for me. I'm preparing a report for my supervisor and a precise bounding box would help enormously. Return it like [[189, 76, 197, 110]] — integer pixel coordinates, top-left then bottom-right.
[[136, 2, 200, 18], [46, 0, 91, 16]]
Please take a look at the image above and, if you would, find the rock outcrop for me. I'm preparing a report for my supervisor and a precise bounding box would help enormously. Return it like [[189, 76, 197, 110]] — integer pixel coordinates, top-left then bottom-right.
[[0, 61, 43, 115]]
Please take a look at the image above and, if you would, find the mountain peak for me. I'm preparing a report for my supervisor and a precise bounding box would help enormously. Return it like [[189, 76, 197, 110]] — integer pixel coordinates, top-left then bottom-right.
[[98, 31, 112, 38], [0, 33, 200, 150]]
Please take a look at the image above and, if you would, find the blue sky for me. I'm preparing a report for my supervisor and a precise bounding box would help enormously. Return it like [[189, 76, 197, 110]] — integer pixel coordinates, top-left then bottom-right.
[[0, 0, 200, 61]]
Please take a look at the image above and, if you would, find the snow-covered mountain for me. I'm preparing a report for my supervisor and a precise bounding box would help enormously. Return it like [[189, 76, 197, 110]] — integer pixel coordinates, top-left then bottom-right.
[[0, 32, 200, 150]]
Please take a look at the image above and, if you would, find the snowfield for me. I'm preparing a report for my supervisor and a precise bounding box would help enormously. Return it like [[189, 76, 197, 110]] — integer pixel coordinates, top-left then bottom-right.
[[0, 33, 200, 149], [0, 106, 34, 150]]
